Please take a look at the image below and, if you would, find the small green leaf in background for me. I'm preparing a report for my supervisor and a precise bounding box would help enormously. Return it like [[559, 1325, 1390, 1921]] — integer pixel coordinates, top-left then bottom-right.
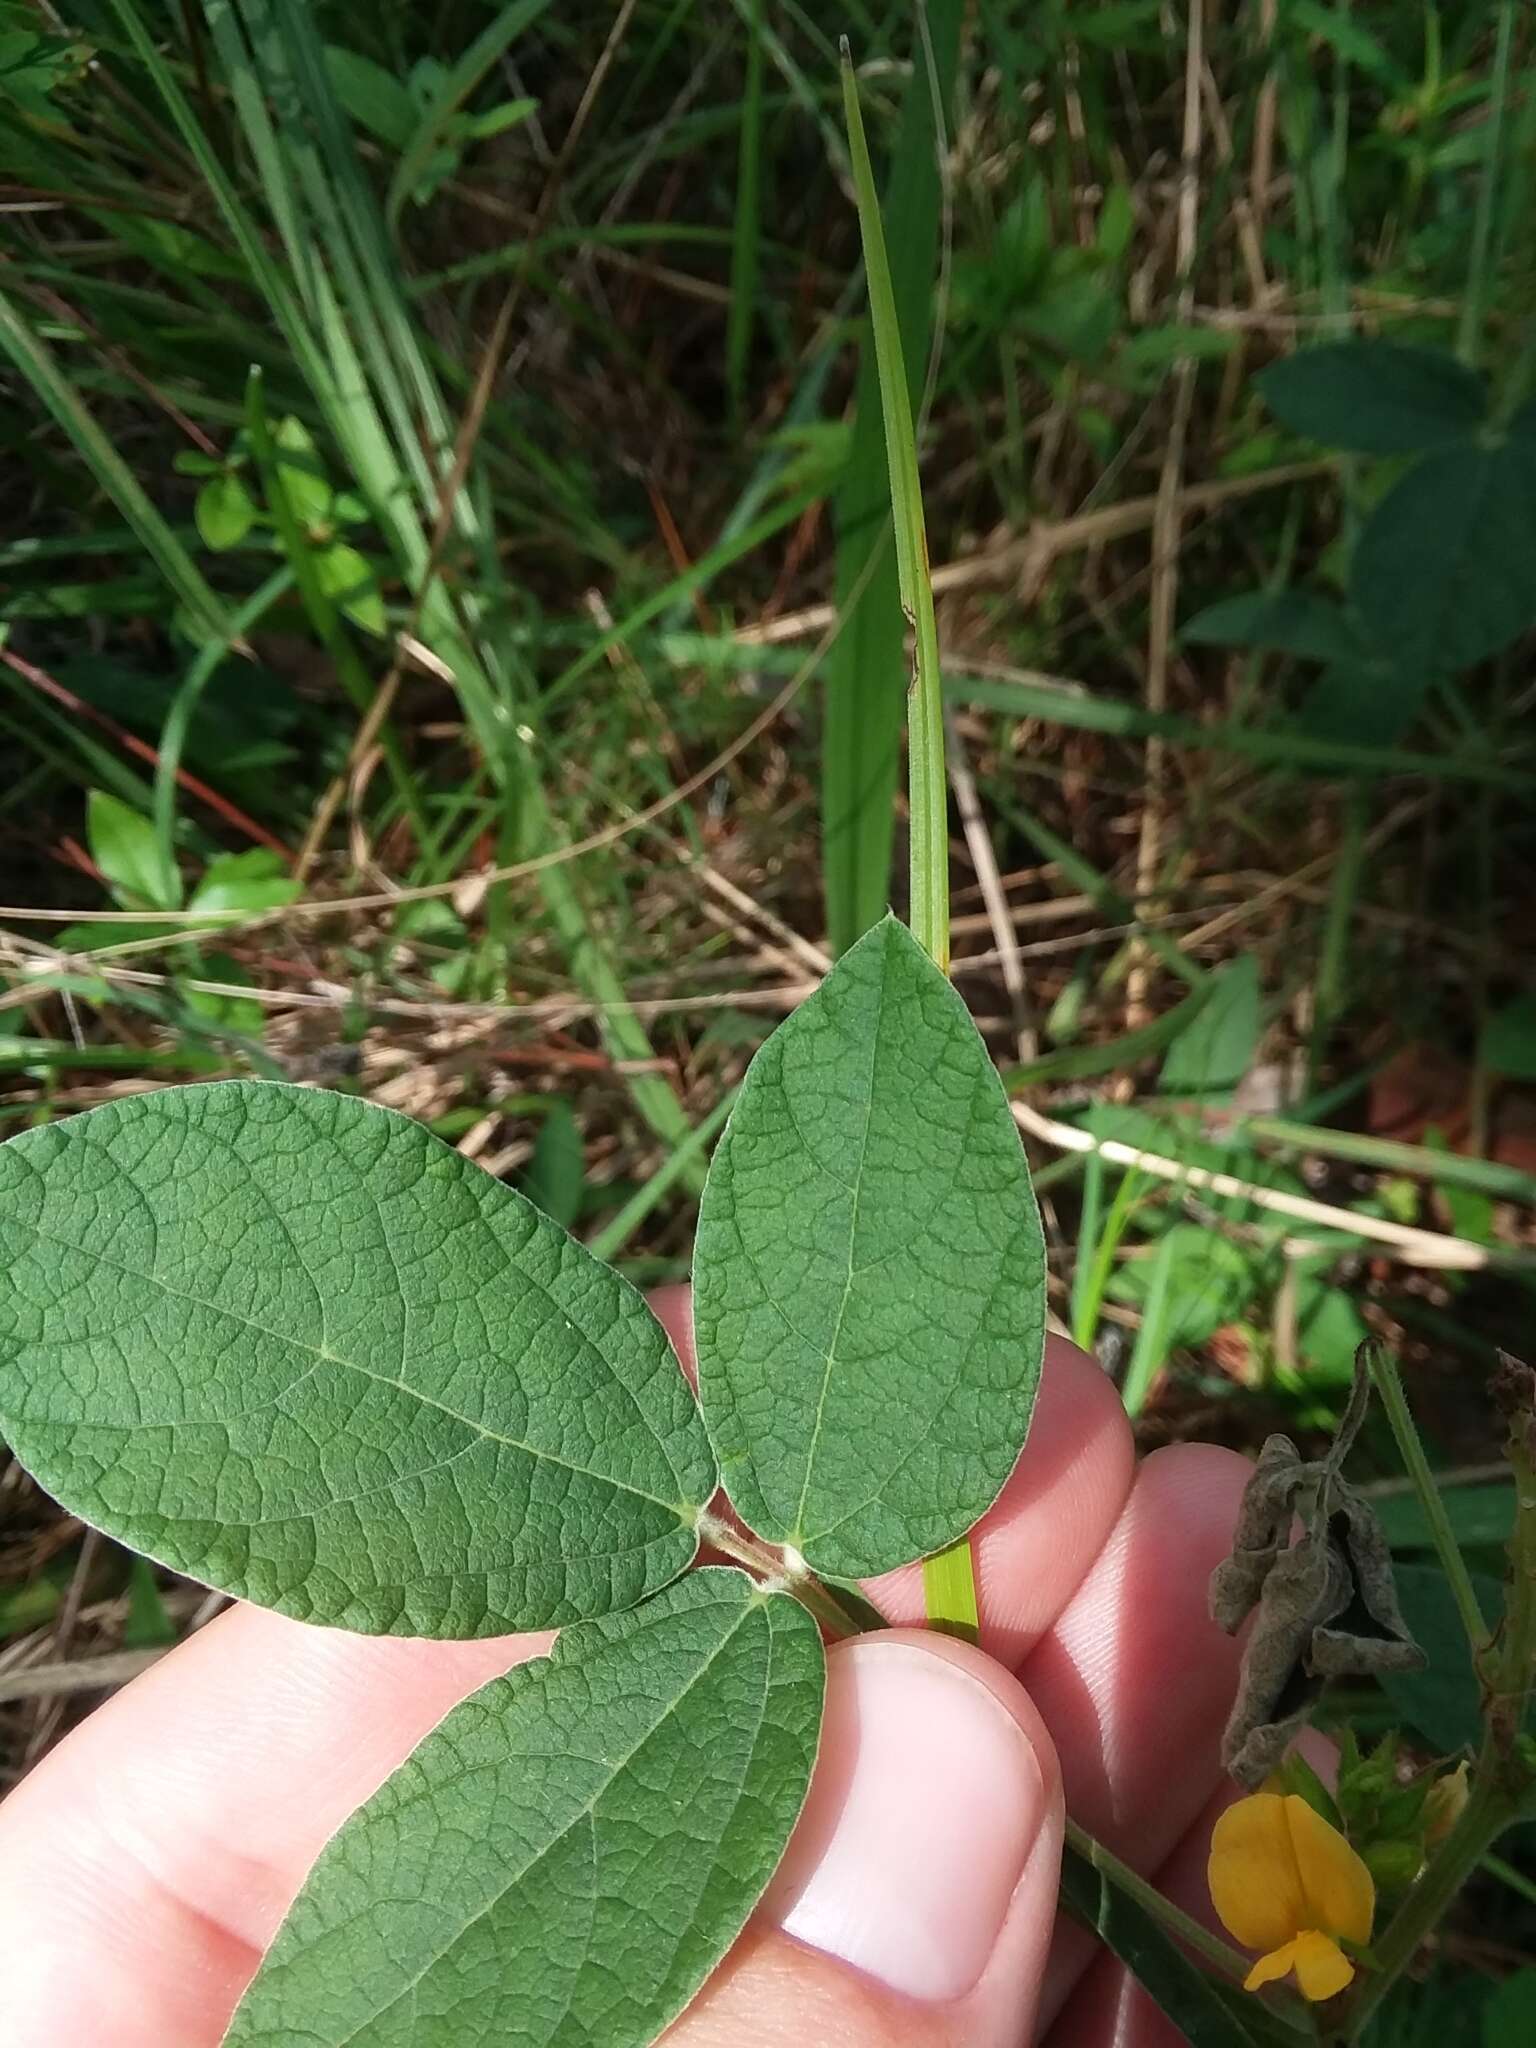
[[315, 539, 386, 634], [1293, 658, 1422, 748], [1182, 587, 1369, 666], [322, 44, 419, 148], [694, 915, 1045, 1578], [1480, 992, 1536, 1080], [272, 414, 333, 529], [1377, 1481, 1515, 1553], [0, 1083, 716, 1635], [85, 788, 179, 909], [188, 848, 300, 917], [1383, 1563, 1504, 1753], [226, 1570, 823, 2048], [194, 472, 256, 551], [1107, 1224, 1257, 1350], [1351, 435, 1536, 679], [521, 1098, 585, 1229], [1292, 1277, 1370, 1386], [1485, 1970, 1536, 2047], [1259, 340, 1488, 455], [122, 1554, 176, 1649], [1159, 956, 1260, 1101]]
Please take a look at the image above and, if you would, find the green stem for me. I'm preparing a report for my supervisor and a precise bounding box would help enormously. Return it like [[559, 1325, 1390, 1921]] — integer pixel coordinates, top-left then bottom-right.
[[1457, 0, 1513, 367], [1365, 1343, 1490, 1660], [698, 1515, 867, 1641]]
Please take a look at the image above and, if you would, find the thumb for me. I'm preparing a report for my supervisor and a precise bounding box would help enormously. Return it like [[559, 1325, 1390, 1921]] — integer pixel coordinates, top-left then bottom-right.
[[664, 1629, 1064, 2048]]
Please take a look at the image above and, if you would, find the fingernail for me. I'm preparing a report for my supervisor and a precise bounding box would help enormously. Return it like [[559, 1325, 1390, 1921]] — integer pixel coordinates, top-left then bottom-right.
[[761, 1637, 1045, 2002]]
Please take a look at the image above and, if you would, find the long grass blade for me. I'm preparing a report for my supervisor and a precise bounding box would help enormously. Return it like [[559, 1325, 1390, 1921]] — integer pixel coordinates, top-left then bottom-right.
[[824, 5, 961, 955]]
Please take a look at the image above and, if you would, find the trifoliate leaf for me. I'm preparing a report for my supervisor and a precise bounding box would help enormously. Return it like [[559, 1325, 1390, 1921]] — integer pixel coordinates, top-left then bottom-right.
[[224, 1569, 823, 2048], [0, 1082, 716, 1635], [693, 915, 1045, 1579]]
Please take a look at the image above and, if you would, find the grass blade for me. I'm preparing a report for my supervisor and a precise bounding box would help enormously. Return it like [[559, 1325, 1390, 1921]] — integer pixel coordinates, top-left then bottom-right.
[[824, 7, 961, 954]]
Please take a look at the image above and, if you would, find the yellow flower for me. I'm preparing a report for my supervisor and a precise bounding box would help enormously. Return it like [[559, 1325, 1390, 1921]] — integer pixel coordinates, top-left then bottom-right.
[[1209, 1792, 1375, 2002]]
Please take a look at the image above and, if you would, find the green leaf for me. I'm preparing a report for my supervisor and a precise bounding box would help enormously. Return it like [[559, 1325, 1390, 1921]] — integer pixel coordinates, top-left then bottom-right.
[[386, 0, 559, 228], [1351, 438, 1536, 677], [85, 788, 179, 910], [1480, 993, 1536, 1080], [322, 44, 418, 148], [272, 415, 333, 529], [1378, 1480, 1513, 1553], [226, 1569, 823, 2048], [1159, 956, 1260, 1101], [1182, 589, 1367, 666], [1293, 659, 1429, 747], [1382, 1564, 1503, 1753], [188, 848, 299, 916], [0, 1082, 715, 1635], [1106, 1224, 1257, 1349], [1260, 341, 1487, 455], [522, 1099, 585, 1228], [122, 1555, 176, 1648], [1485, 1971, 1536, 2047], [194, 472, 257, 552], [694, 916, 1045, 1578], [1058, 1845, 1279, 2048], [1292, 1279, 1369, 1384], [315, 539, 387, 635]]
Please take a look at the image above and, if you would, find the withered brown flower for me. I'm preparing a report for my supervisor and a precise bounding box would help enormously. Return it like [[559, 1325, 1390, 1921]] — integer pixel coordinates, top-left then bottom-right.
[[1211, 1351, 1425, 1786]]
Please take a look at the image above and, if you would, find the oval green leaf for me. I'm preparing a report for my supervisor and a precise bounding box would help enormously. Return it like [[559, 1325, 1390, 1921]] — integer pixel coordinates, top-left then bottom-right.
[[224, 1569, 823, 2048], [195, 471, 257, 551], [0, 1082, 715, 1634], [693, 915, 1045, 1578]]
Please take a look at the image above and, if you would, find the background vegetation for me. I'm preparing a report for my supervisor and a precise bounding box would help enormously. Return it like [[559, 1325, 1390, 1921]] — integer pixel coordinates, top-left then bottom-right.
[[1, 0, 1533, 2028]]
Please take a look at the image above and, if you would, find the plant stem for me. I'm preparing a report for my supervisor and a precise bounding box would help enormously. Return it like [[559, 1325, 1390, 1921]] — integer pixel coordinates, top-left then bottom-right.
[[1064, 1819, 1256, 1986], [698, 1514, 868, 1641], [1365, 1341, 1489, 1659]]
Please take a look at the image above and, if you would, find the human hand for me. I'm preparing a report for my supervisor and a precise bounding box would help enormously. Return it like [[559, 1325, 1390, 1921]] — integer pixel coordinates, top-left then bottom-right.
[[0, 1286, 1258, 2047]]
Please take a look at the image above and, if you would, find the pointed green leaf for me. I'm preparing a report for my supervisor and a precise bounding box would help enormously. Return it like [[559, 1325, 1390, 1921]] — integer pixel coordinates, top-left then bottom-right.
[[521, 1099, 585, 1228], [1059, 1845, 1283, 2048], [694, 916, 1045, 1578], [0, 1082, 715, 1635], [85, 788, 179, 910], [225, 1569, 823, 2048], [1159, 956, 1260, 1101], [315, 538, 387, 635], [272, 415, 333, 529]]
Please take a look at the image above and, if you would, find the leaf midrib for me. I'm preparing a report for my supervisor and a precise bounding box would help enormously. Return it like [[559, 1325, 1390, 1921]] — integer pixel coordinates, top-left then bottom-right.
[[786, 944, 884, 1546], [5, 1215, 694, 1519]]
